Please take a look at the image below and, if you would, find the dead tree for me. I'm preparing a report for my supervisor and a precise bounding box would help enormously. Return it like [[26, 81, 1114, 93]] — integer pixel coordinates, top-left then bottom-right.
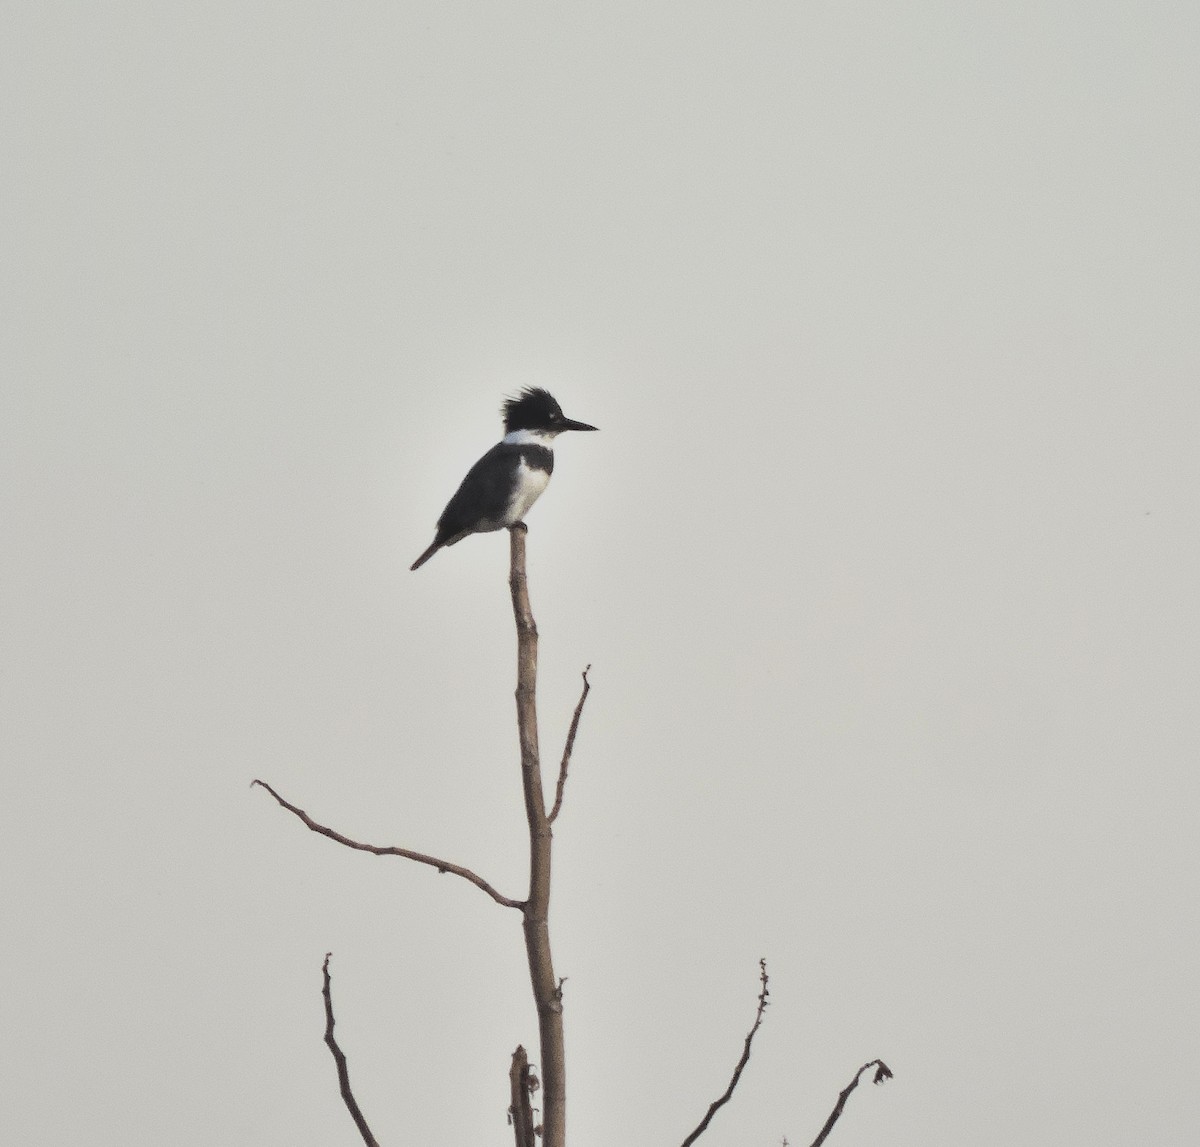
[[255, 524, 584, 1147], [255, 522, 890, 1145]]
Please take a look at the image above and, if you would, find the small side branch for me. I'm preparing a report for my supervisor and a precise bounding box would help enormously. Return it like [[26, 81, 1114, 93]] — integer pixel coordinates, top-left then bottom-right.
[[321, 954, 380, 1147], [548, 665, 591, 824], [508, 1045, 536, 1147], [808, 1059, 893, 1147], [252, 779, 523, 910], [679, 959, 771, 1147]]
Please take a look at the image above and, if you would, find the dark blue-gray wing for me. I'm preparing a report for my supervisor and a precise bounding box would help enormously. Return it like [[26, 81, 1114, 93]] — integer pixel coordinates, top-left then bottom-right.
[[434, 442, 522, 545]]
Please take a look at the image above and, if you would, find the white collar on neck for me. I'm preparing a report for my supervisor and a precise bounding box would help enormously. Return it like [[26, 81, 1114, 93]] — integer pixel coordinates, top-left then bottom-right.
[[503, 428, 558, 446]]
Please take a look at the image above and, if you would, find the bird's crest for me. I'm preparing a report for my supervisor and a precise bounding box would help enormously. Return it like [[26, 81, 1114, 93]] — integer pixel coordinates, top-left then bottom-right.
[[502, 387, 564, 432]]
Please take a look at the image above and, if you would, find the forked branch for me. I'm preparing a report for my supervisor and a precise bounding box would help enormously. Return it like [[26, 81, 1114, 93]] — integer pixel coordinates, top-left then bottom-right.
[[322, 953, 380, 1147], [548, 665, 591, 824], [252, 779, 523, 909], [679, 959, 771, 1146], [808, 1059, 893, 1147]]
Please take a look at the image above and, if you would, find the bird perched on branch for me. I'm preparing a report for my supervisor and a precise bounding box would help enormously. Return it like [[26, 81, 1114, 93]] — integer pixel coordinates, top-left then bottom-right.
[[411, 388, 598, 570]]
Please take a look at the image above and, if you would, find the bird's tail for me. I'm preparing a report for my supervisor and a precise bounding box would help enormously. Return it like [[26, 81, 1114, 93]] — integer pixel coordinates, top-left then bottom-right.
[[410, 540, 442, 571]]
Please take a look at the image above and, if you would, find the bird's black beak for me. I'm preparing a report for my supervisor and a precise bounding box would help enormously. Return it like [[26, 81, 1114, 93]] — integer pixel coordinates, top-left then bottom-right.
[[561, 417, 598, 432]]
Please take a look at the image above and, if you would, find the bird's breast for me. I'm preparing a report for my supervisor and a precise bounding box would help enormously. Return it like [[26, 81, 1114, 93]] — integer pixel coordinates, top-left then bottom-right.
[[503, 452, 552, 524]]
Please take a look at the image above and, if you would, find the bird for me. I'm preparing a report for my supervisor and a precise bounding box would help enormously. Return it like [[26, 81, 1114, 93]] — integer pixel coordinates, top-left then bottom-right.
[[410, 387, 598, 571]]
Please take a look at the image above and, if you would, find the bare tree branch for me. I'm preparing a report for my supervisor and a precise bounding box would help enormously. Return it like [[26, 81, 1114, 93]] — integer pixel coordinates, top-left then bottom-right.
[[679, 959, 771, 1147], [548, 665, 591, 824], [321, 953, 380, 1147], [252, 778, 523, 910], [508, 523, 567, 1147], [808, 1059, 893, 1147], [508, 1045, 536, 1147]]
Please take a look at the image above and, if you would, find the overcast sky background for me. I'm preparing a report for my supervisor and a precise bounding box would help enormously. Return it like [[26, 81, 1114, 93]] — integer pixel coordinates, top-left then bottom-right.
[[4, 4, 1199, 1145]]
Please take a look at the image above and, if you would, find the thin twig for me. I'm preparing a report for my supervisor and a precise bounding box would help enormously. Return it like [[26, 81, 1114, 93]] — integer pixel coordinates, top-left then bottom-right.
[[548, 665, 591, 824], [808, 1059, 893, 1147], [321, 953, 380, 1147], [679, 959, 771, 1147], [252, 779, 523, 909]]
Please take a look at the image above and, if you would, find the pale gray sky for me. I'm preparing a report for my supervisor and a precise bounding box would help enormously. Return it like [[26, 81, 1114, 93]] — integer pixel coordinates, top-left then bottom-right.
[[3, 4, 1198, 1145]]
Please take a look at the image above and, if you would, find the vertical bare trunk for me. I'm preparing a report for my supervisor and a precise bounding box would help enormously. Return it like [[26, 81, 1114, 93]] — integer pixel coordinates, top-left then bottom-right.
[[508, 525, 565, 1147]]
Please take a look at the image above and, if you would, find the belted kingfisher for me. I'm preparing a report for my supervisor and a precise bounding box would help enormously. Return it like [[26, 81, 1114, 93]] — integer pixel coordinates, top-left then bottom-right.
[[410, 388, 598, 571]]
